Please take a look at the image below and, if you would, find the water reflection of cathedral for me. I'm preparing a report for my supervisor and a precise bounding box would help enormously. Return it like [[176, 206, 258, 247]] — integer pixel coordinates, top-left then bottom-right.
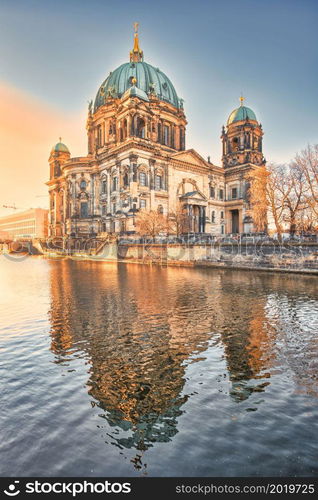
[[48, 261, 288, 470], [49, 261, 212, 456]]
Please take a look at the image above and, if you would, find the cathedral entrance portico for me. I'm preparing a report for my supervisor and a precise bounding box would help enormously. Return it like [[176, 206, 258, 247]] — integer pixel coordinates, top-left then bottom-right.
[[187, 204, 206, 233]]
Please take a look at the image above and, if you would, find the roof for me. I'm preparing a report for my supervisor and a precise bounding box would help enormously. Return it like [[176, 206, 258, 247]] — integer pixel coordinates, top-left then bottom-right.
[[52, 142, 70, 153], [227, 105, 257, 125], [94, 61, 181, 111]]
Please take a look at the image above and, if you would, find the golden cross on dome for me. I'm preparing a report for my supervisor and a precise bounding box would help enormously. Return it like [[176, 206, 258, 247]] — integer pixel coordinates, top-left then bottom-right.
[[130, 22, 143, 62], [240, 94, 245, 106]]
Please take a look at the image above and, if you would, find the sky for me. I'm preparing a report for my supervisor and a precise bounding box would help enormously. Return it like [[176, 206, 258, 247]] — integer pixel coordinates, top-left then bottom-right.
[[0, 0, 317, 216]]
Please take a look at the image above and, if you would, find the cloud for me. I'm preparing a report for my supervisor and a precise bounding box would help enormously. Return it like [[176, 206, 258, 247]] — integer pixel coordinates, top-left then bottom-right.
[[0, 81, 87, 216]]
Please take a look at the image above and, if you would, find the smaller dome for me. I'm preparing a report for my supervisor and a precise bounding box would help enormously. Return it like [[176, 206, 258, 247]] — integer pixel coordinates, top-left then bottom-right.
[[227, 106, 257, 125], [52, 141, 70, 153], [122, 85, 149, 102]]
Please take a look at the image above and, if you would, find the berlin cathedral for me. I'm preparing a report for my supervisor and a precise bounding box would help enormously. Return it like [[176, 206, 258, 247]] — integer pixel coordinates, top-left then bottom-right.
[[47, 26, 266, 238]]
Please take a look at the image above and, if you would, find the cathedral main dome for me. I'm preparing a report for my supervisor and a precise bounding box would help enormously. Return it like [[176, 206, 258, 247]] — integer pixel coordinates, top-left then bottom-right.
[[94, 62, 180, 111], [94, 28, 181, 112]]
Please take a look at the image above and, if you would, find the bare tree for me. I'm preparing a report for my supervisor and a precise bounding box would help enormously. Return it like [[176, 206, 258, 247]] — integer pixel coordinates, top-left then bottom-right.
[[249, 145, 318, 239], [248, 166, 269, 232], [266, 163, 293, 241], [135, 210, 167, 239], [283, 162, 310, 236], [293, 144, 318, 218], [168, 206, 189, 236], [249, 164, 289, 241]]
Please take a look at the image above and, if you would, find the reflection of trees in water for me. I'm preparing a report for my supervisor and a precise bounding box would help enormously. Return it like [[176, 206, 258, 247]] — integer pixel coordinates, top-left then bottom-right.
[[213, 271, 318, 401], [265, 293, 318, 398], [48, 262, 318, 467]]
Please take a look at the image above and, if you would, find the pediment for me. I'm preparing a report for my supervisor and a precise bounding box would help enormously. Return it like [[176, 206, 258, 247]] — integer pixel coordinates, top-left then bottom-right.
[[179, 190, 207, 202], [171, 149, 209, 167]]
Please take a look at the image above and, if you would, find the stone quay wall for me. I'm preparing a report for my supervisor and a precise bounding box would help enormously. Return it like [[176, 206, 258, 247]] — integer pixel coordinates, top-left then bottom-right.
[[2, 238, 318, 275], [112, 241, 318, 274]]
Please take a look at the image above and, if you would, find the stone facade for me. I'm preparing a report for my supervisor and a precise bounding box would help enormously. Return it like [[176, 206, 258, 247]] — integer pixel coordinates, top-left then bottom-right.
[[47, 31, 265, 238]]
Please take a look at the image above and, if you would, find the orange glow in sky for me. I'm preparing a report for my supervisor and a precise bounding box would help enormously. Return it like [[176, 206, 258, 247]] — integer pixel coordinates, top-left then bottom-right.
[[0, 81, 87, 217]]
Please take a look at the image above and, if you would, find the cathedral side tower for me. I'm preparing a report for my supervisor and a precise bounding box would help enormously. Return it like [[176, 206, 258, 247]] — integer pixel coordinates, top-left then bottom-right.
[[221, 97, 265, 169], [47, 140, 71, 237], [221, 98, 266, 234]]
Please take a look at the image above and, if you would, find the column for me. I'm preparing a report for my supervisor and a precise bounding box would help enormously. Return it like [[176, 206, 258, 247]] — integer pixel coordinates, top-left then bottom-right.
[[199, 206, 203, 233], [90, 174, 95, 216], [63, 190, 67, 235], [189, 205, 193, 232], [127, 115, 131, 138]]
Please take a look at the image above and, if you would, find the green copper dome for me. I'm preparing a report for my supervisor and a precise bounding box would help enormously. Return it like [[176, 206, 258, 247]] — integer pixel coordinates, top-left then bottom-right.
[[227, 106, 257, 125], [94, 61, 181, 111], [52, 141, 70, 153]]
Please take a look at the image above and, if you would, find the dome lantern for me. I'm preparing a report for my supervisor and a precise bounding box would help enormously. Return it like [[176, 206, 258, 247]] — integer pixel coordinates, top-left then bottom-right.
[[130, 22, 144, 63]]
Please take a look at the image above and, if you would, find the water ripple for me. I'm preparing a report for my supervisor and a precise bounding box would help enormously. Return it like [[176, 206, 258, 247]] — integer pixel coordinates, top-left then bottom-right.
[[0, 258, 318, 476]]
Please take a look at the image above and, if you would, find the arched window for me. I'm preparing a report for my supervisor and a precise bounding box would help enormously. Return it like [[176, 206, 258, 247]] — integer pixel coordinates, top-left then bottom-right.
[[139, 172, 147, 186], [80, 180, 86, 190], [210, 185, 215, 198], [211, 211, 215, 223], [97, 125, 102, 147], [123, 172, 129, 187], [102, 179, 107, 194], [136, 117, 145, 138], [163, 125, 169, 146], [80, 202, 88, 218], [232, 137, 239, 152], [112, 177, 118, 191], [155, 174, 162, 190], [171, 126, 175, 148], [221, 211, 224, 220]]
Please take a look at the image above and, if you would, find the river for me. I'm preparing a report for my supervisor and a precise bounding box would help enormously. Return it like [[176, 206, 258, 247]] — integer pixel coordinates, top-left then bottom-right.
[[0, 256, 317, 476]]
